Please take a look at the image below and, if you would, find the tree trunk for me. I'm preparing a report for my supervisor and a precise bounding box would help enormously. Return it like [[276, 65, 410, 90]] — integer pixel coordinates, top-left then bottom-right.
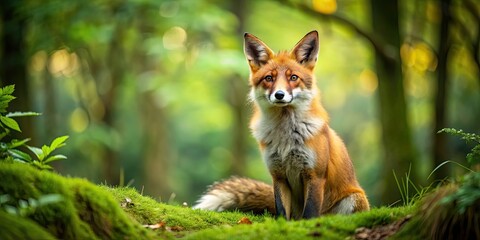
[[431, 0, 451, 181], [134, 6, 171, 199], [0, 0, 35, 144], [371, 0, 418, 205], [139, 91, 171, 200], [101, 6, 129, 185], [227, 0, 249, 176]]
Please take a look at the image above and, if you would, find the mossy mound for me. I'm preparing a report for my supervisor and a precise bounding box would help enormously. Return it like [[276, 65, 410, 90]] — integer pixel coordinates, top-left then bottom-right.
[[0, 211, 55, 240], [0, 162, 157, 239], [1, 162, 417, 239]]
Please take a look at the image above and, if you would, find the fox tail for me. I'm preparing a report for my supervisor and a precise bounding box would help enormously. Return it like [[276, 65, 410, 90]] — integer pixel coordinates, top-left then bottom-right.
[[192, 176, 275, 215]]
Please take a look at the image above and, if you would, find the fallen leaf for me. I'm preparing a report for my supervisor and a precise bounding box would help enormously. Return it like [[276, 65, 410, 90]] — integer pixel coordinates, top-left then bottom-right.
[[143, 221, 166, 230], [237, 217, 252, 224]]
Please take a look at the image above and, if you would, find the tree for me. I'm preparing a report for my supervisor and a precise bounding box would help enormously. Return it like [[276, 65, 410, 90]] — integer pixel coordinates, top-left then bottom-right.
[[370, 0, 417, 204], [431, 0, 452, 181], [0, 0, 35, 144], [227, 0, 250, 176]]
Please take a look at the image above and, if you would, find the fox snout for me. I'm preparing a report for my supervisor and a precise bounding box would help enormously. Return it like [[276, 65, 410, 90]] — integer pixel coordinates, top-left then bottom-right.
[[270, 89, 292, 105], [274, 90, 286, 101]]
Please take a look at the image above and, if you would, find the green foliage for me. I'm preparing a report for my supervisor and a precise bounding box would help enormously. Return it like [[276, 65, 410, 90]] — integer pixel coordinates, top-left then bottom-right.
[[433, 128, 480, 215], [438, 128, 480, 166], [440, 172, 480, 214], [0, 194, 63, 217], [0, 85, 68, 170], [18, 135, 69, 170]]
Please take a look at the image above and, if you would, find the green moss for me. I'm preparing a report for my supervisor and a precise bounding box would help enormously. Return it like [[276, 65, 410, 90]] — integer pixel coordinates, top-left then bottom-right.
[[184, 207, 414, 239], [105, 187, 270, 232], [1, 162, 418, 239], [0, 211, 55, 240], [0, 162, 157, 239]]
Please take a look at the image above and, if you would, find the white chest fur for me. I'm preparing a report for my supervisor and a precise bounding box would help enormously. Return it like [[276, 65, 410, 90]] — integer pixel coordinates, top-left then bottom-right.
[[251, 107, 324, 172]]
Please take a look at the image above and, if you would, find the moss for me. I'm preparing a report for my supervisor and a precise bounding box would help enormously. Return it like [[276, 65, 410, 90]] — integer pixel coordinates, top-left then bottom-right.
[[0, 211, 55, 240], [0, 162, 157, 239], [1, 162, 418, 239], [184, 207, 414, 240], [105, 187, 269, 232]]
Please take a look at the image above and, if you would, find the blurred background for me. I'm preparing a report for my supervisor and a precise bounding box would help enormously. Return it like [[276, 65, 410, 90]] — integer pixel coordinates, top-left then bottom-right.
[[1, 0, 478, 207]]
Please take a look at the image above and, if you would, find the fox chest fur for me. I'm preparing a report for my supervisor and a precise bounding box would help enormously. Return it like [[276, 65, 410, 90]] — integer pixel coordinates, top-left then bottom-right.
[[251, 107, 324, 189]]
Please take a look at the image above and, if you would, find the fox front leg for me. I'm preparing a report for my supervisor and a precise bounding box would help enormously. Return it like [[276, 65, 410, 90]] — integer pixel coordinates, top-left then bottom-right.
[[273, 178, 292, 220], [302, 177, 325, 219]]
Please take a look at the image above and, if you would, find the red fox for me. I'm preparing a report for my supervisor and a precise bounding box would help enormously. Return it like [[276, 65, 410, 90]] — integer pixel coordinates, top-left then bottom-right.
[[193, 31, 370, 219]]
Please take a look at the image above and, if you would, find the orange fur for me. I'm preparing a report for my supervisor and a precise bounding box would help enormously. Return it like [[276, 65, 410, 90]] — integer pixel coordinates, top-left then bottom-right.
[[246, 31, 369, 219], [194, 31, 369, 219]]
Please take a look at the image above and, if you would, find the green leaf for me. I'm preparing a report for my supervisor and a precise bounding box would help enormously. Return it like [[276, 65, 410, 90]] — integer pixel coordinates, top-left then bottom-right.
[[37, 194, 63, 206], [0, 194, 10, 204], [0, 97, 16, 111], [8, 149, 33, 163], [0, 129, 9, 140], [0, 116, 21, 132], [43, 154, 67, 164], [7, 138, 31, 149], [27, 146, 44, 161], [31, 161, 52, 170], [6, 112, 41, 118], [50, 136, 69, 150], [41, 145, 52, 159], [40, 164, 53, 170], [1, 85, 15, 95], [4, 205, 19, 215]]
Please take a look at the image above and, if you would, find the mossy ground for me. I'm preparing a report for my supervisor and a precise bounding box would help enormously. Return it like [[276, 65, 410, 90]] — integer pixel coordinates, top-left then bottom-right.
[[0, 162, 158, 239], [184, 207, 414, 240], [0, 162, 416, 239]]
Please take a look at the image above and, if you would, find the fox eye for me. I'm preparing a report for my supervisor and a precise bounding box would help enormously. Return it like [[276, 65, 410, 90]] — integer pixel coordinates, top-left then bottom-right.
[[290, 75, 299, 81], [264, 75, 274, 82]]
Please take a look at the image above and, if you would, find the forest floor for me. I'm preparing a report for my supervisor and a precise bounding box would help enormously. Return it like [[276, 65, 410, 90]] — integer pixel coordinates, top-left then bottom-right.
[[107, 187, 416, 240], [0, 162, 420, 240]]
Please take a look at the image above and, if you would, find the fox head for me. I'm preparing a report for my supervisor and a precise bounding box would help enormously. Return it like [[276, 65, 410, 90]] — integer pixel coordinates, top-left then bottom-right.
[[244, 31, 319, 109]]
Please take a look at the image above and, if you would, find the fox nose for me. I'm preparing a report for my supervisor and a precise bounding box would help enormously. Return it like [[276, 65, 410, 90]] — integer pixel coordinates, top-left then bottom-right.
[[274, 91, 285, 100]]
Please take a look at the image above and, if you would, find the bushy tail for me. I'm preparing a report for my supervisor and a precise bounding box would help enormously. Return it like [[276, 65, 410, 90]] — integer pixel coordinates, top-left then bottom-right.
[[192, 176, 275, 215]]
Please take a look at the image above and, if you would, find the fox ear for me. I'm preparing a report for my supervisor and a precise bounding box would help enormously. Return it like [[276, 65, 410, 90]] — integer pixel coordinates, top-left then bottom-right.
[[291, 31, 319, 70], [244, 33, 274, 71]]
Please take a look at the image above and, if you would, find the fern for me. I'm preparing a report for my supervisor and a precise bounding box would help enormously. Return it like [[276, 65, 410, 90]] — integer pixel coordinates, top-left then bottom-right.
[[437, 128, 480, 214], [438, 128, 480, 166]]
